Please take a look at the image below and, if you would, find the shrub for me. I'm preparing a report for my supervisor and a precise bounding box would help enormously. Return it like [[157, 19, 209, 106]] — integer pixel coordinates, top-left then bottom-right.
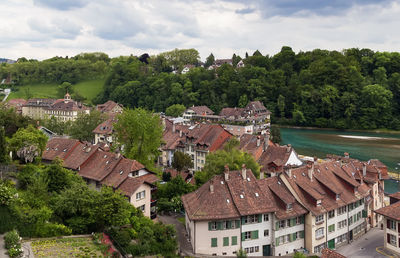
[[0, 206, 17, 234], [36, 223, 72, 237], [4, 229, 20, 249], [8, 246, 23, 258]]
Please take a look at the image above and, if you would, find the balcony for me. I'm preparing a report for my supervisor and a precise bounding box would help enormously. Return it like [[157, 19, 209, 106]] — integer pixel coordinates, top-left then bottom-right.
[[151, 199, 157, 207]]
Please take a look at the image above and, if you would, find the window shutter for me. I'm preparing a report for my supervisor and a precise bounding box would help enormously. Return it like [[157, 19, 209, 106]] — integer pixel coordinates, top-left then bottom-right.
[[217, 221, 222, 230], [293, 233, 297, 241], [276, 221, 279, 230], [253, 230, 258, 239], [387, 233, 390, 243], [289, 234, 292, 242], [211, 238, 217, 247], [223, 237, 229, 246], [228, 221, 231, 229], [241, 232, 245, 241], [232, 236, 237, 245], [258, 214, 262, 223], [292, 218, 296, 226], [276, 238, 279, 246], [300, 216, 304, 224], [208, 222, 212, 231], [236, 220, 240, 228], [300, 230, 304, 238], [387, 219, 390, 229], [242, 217, 246, 225]]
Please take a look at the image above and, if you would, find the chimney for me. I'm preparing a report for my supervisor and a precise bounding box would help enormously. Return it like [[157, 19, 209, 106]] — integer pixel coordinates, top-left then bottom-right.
[[264, 133, 269, 151], [284, 165, 292, 178], [260, 171, 264, 179], [286, 144, 291, 153], [241, 164, 247, 180], [344, 152, 349, 159], [224, 164, 229, 181], [172, 123, 176, 133], [307, 161, 314, 181], [209, 180, 214, 193], [179, 130, 183, 138], [162, 117, 166, 130], [116, 152, 121, 159], [362, 163, 366, 177], [256, 136, 261, 147], [314, 156, 318, 165]]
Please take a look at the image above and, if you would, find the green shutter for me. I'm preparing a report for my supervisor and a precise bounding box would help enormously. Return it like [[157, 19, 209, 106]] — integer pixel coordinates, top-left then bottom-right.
[[293, 233, 297, 241], [289, 234, 293, 242], [223, 237, 229, 246], [217, 221, 222, 230], [253, 230, 258, 239], [228, 221, 231, 229], [276, 221, 279, 230], [241, 232, 245, 241], [211, 238, 217, 247], [276, 237, 280, 246], [300, 216, 304, 224], [291, 218, 296, 226], [242, 217, 246, 225], [232, 236, 237, 245], [362, 210, 367, 218], [235, 220, 240, 228], [208, 222, 212, 231], [300, 230, 304, 238], [258, 214, 262, 223]]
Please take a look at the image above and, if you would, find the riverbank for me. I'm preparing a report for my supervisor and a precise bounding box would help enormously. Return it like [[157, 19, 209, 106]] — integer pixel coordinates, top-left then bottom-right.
[[277, 125, 400, 135]]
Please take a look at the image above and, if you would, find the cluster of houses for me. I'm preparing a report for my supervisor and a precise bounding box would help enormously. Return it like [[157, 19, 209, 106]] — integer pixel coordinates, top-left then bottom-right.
[[179, 58, 245, 74], [182, 155, 388, 256]]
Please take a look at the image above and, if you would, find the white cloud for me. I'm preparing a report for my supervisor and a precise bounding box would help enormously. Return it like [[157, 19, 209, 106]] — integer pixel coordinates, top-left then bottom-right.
[[0, 0, 399, 60]]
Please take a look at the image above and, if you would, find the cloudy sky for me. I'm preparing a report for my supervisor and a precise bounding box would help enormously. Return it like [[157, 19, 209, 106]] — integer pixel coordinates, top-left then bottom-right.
[[0, 0, 399, 60]]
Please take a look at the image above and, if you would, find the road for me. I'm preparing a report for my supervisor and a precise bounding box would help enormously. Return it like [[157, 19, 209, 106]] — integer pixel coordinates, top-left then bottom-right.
[[337, 227, 399, 258]]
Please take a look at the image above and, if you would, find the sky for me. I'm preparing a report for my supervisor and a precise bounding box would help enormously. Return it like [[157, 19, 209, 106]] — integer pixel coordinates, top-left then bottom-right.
[[0, 0, 399, 61]]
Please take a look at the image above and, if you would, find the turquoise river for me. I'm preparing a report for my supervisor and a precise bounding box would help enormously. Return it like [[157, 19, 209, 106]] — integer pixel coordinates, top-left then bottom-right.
[[280, 128, 400, 194]]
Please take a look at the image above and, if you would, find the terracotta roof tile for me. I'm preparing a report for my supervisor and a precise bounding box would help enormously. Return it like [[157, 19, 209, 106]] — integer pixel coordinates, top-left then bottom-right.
[[42, 138, 81, 161], [78, 149, 122, 181], [321, 248, 346, 258], [63, 143, 99, 170], [93, 117, 117, 135], [184, 124, 233, 151], [187, 106, 214, 115], [389, 192, 400, 201], [375, 201, 400, 221], [239, 134, 268, 160]]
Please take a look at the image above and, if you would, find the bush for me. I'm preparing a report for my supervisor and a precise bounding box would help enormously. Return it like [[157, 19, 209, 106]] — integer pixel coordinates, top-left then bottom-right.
[[36, 223, 72, 237], [8, 246, 23, 258], [4, 229, 20, 249], [0, 206, 17, 234]]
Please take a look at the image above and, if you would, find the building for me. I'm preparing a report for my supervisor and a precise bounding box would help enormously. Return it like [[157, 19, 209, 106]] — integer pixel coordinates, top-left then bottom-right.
[[374, 201, 400, 255], [93, 116, 117, 145], [181, 64, 195, 74], [42, 137, 158, 219], [96, 100, 123, 115], [181, 166, 307, 256], [183, 106, 214, 124], [22, 94, 89, 121], [160, 119, 188, 167], [258, 144, 303, 176], [5, 99, 27, 114]]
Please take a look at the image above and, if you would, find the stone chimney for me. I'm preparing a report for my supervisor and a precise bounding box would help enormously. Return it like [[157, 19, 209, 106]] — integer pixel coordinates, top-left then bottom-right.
[[260, 171, 264, 179], [362, 163, 366, 177], [224, 164, 229, 181], [241, 164, 247, 180], [209, 180, 214, 193], [314, 156, 318, 165], [284, 165, 292, 178], [307, 161, 314, 181], [264, 133, 269, 151], [344, 152, 349, 159], [179, 130, 183, 137], [286, 144, 291, 153], [256, 136, 261, 147], [172, 123, 176, 133]]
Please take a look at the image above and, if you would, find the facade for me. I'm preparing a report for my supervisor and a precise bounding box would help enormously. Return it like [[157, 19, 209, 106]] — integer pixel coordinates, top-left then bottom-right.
[[42, 137, 158, 219], [182, 166, 307, 256], [183, 106, 214, 124], [96, 100, 123, 115], [5, 98, 27, 114], [375, 201, 400, 255], [93, 116, 117, 145], [22, 98, 55, 119]]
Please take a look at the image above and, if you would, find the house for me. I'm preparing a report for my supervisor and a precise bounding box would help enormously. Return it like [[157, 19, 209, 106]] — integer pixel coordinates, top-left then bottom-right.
[[239, 134, 270, 161], [160, 118, 189, 167], [183, 105, 214, 124], [321, 248, 346, 258], [236, 60, 245, 68], [93, 116, 117, 145], [181, 165, 307, 256], [22, 94, 89, 121], [42, 138, 159, 219], [389, 192, 400, 205], [38, 126, 57, 139], [374, 201, 400, 255], [258, 144, 303, 176], [96, 100, 123, 115], [5, 99, 27, 114], [181, 64, 195, 74], [176, 124, 233, 171]]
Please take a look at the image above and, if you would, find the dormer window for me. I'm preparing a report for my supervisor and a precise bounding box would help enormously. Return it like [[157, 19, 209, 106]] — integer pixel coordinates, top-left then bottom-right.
[[46, 147, 49, 151], [106, 161, 109, 165], [119, 170, 123, 175], [63, 148, 67, 152], [255, 192, 259, 197], [247, 177, 250, 182], [103, 155, 107, 158], [240, 194, 244, 199], [287, 203, 293, 210], [336, 194, 340, 200], [226, 199, 230, 203], [316, 199, 322, 206]]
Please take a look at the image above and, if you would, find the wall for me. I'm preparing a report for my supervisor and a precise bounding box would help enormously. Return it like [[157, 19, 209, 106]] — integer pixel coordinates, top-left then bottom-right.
[[241, 214, 272, 256], [384, 217, 400, 254], [130, 183, 151, 217], [274, 218, 305, 256]]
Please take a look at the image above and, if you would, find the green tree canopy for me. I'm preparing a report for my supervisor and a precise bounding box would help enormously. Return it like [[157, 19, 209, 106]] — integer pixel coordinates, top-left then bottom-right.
[[171, 151, 193, 171], [165, 104, 186, 117], [114, 108, 163, 168], [69, 110, 106, 142]]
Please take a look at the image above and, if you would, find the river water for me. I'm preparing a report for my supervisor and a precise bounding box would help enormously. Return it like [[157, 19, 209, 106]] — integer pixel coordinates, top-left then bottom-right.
[[280, 128, 400, 194]]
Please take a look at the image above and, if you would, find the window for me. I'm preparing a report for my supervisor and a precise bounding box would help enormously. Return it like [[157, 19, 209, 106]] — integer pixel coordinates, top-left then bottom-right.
[[336, 233, 347, 244], [388, 219, 396, 230], [328, 210, 335, 219], [315, 228, 324, 239], [139, 204, 145, 212], [348, 203, 354, 211], [210, 222, 217, 231], [314, 243, 326, 254], [279, 220, 286, 229], [242, 231, 258, 241], [296, 216, 304, 225], [388, 234, 397, 247], [211, 238, 217, 247], [349, 216, 353, 226], [287, 203, 293, 210], [316, 214, 324, 224], [244, 231, 251, 240], [264, 214, 269, 221], [243, 214, 260, 224], [338, 219, 347, 229], [231, 236, 237, 245], [136, 190, 145, 200], [337, 206, 347, 215], [223, 237, 229, 246], [328, 224, 335, 233], [264, 230, 269, 237]]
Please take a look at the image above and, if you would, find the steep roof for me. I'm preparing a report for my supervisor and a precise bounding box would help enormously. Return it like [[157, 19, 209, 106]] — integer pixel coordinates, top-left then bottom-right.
[[78, 149, 122, 181], [49, 99, 88, 112], [187, 106, 214, 115], [245, 101, 268, 113], [239, 134, 269, 160], [24, 98, 56, 107], [96, 100, 122, 113], [389, 192, 400, 201], [185, 124, 233, 151], [321, 248, 346, 258], [93, 117, 117, 135], [219, 107, 244, 118], [42, 138, 81, 161], [102, 158, 145, 188], [62, 143, 99, 170], [258, 144, 295, 171], [375, 201, 400, 221]]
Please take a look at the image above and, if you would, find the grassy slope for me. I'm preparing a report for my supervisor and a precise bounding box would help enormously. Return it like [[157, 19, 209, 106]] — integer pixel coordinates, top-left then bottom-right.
[[7, 78, 105, 104]]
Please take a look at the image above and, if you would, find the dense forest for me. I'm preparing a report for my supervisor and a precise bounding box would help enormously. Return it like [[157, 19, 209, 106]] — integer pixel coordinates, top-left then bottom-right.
[[3, 47, 400, 130]]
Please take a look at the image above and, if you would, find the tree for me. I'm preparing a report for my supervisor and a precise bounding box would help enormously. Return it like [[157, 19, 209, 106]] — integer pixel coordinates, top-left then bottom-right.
[[45, 159, 75, 193], [114, 108, 163, 168], [171, 151, 193, 171], [165, 104, 186, 117], [204, 53, 215, 68], [8, 125, 48, 163], [277, 95, 285, 118], [57, 82, 74, 98], [195, 138, 260, 185], [270, 126, 281, 144], [69, 110, 106, 142], [238, 94, 248, 108], [0, 126, 7, 163]]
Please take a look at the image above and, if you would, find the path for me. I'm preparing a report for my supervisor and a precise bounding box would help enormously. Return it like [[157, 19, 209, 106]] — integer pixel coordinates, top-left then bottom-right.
[[0, 234, 7, 258]]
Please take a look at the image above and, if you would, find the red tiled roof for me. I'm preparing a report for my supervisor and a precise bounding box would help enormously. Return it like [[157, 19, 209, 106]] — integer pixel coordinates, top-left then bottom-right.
[[321, 248, 346, 258], [389, 192, 400, 201], [187, 106, 214, 115], [184, 124, 233, 151], [117, 173, 158, 197], [49, 99, 88, 111], [63, 143, 99, 170], [42, 138, 81, 161], [375, 201, 400, 221], [93, 117, 117, 135], [239, 134, 269, 160], [96, 100, 122, 113], [258, 144, 294, 171], [219, 107, 244, 118], [78, 149, 122, 181], [101, 158, 145, 188]]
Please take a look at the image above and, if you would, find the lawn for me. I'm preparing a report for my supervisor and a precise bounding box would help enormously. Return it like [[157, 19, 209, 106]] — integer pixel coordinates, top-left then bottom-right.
[[7, 79, 105, 104], [30, 237, 105, 258]]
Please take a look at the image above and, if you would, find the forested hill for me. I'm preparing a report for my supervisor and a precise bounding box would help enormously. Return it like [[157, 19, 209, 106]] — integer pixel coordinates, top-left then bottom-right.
[[2, 48, 400, 130]]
